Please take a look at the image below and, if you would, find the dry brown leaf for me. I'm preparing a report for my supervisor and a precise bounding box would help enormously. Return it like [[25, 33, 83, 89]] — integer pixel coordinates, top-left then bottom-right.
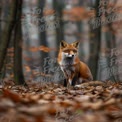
[[38, 46, 56, 52], [29, 47, 39, 52], [2, 89, 22, 103]]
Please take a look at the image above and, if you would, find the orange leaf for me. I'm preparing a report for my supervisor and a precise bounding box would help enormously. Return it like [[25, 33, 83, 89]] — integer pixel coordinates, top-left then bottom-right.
[[25, 66, 31, 72], [39, 46, 56, 52], [29, 47, 39, 52], [7, 47, 14, 53], [43, 9, 55, 16], [3, 89, 22, 103]]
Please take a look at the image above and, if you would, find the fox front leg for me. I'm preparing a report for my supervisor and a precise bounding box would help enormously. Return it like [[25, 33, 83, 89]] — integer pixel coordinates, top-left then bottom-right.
[[71, 76, 78, 86], [63, 78, 71, 89], [63, 78, 73, 88], [67, 78, 72, 88], [63, 78, 68, 87]]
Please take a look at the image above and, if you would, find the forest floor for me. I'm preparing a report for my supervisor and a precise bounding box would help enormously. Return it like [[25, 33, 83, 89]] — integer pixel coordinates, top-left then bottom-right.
[[0, 81, 122, 122]]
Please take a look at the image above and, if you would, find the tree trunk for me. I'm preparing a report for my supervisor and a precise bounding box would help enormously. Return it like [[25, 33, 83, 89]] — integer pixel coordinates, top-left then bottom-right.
[[13, 0, 26, 85], [53, 0, 64, 51], [38, 0, 48, 69], [88, 0, 101, 80], [0, 1, 2, 35], [0, 0, 17, 73]]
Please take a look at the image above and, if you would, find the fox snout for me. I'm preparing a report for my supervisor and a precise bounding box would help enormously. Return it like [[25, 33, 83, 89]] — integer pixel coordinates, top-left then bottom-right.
[[63, 52, 76, 60], [68, 54, 74, 58]]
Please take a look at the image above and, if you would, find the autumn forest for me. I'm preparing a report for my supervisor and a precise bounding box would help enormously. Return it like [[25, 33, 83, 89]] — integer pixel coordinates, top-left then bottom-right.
[[0, 0, 122, 122]]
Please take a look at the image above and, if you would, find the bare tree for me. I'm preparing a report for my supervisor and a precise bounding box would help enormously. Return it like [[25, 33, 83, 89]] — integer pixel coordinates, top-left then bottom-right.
[[38, 0, 48, 68], [0, 0, 26, 85], [13, 0, 26, 85], [88, 0, 101, 80], [53, 0, 64, 52], [0, 0, 17, 73]]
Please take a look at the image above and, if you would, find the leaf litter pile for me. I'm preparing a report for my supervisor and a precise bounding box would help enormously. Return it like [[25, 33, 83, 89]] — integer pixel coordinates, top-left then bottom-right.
[[0, 81, 122, 122]]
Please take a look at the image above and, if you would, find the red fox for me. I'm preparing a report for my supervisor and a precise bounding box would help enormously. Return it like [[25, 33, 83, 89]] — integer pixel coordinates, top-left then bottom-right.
[[57, 41, 93, 87]]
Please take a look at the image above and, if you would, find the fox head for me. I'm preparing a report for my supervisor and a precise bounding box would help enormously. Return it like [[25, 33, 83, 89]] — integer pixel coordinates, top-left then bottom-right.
[[59, 41, 80, 60]]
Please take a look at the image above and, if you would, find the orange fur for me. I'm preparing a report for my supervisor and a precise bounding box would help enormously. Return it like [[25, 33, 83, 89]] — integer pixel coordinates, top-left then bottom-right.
[[57, 41, 93, 87]]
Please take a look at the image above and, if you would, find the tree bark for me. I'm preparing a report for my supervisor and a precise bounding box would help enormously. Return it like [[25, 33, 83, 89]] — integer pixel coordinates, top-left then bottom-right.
[[53, 0, 64, 50], [13, 0, 26, 85], [38, 0, 48, 68], [88, 0, 101, 80], [0, 0, 17, 73], [0, 1, 2, 35]]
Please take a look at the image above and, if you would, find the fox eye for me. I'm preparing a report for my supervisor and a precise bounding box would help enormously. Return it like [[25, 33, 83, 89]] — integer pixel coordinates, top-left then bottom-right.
[[63, 50, 68, 53], [73, 50, 77, 53], [64, 49, 77, 53]]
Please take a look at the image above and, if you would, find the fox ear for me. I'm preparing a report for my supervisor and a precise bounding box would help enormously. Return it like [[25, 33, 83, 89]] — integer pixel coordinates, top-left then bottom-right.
[[72, 41, 80, 48], [60, 41, 68, 48]]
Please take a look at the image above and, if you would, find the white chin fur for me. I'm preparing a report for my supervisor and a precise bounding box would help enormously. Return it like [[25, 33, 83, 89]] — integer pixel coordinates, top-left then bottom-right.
[[67, 55, 72, 57]]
